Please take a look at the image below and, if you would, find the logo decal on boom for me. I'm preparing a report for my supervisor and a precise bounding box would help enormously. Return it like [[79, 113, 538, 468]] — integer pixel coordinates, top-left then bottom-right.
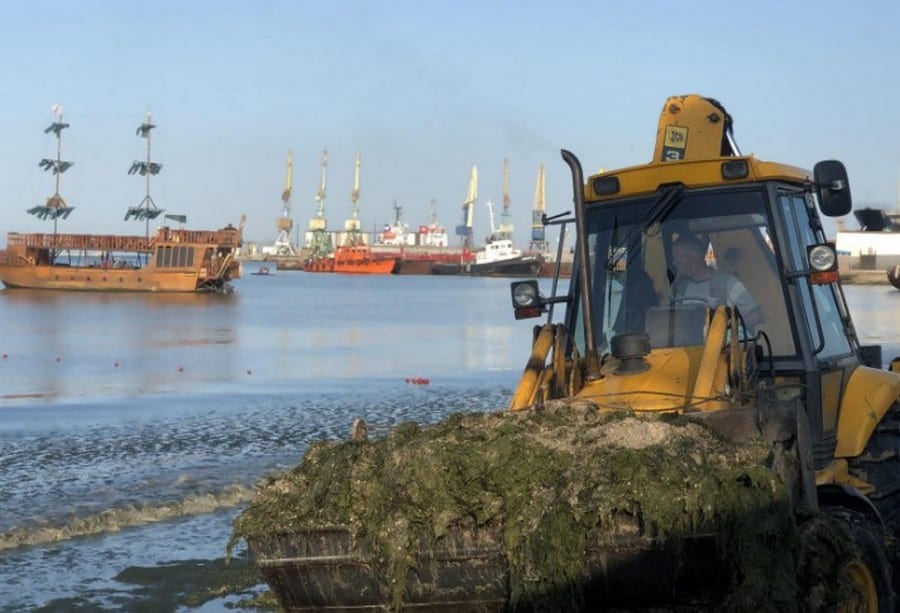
[[661, 125, 688, 161]]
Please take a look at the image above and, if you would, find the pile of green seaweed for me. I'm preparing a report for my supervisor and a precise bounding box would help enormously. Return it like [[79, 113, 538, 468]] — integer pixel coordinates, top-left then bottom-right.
[[230, 401, 853, 611]]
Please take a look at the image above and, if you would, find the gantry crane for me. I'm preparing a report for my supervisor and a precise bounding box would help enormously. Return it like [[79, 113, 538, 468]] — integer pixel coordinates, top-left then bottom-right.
[[343, 151, 363, 246], [307, 150, 333, 257], [272, 151, 297, 256]]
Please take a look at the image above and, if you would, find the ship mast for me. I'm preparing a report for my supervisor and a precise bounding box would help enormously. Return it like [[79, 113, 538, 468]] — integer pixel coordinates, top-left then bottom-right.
[[29, 104, 75, 241], [344, 151, 363, 246], [456, 164, 477, 250], [307, 150, 333, 257], [429, 198, 438, 225], [528, 164, 549, 253], [273, 151, 296, 256], [495, 158, 514, 241], [125, 112, 165, 239]]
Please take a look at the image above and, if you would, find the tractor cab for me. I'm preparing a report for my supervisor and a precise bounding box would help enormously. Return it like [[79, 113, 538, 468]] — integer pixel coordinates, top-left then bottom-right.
[[509, 96, 900, 483], [513, 152, 858, 409]]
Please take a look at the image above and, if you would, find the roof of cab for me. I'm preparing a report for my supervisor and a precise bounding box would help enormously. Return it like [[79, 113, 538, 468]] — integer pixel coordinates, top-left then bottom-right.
[[585, 156, 812, 201]]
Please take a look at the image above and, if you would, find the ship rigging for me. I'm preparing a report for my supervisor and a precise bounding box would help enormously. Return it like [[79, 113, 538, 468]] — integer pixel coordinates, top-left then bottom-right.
[[28, 104, 75, 239]]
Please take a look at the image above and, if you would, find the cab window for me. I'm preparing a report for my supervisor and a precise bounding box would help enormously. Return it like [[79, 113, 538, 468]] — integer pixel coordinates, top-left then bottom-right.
[[777, 192, 852, 359]]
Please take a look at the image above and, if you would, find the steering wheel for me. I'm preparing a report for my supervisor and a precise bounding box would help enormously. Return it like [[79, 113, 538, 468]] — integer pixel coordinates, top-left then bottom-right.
[[669, 296, 715, 307]]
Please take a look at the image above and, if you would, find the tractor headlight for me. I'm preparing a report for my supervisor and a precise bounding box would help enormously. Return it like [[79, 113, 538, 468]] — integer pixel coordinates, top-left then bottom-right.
[[511, 280, 540, 308], [807, 244, 840, 285], [808, 244, 837, 272]]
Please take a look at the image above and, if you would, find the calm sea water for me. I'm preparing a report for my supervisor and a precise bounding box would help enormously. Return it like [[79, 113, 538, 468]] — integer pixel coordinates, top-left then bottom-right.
[[0, 267, 557, 612], [0, 267, 897, 611]]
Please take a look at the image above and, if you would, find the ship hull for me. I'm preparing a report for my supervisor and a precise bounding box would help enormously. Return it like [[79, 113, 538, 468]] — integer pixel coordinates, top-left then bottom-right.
[[539, 259, 573, 278], [334, 258, 396, 274], [303, 245, 397, 274], [302, 259, 397, 274], [393, 252, 471, 275], [0, 228, 242, 293], [432, 256, 544, 278], [393, 259, 434, 275], [0, 263, 214, 292]]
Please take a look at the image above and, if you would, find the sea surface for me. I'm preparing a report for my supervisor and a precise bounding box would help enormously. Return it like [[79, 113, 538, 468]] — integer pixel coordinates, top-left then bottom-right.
[[0, 267, 898, 611]]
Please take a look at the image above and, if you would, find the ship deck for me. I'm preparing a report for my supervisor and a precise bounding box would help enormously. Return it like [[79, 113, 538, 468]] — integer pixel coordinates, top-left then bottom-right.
[[5, 228, 241, 251]]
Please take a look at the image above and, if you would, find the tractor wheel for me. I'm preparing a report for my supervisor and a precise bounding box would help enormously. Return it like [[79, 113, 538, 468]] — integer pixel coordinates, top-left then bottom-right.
[[840, 516, 894, 613], [848, 401, 900, 583], [798, 512, 894, 613]]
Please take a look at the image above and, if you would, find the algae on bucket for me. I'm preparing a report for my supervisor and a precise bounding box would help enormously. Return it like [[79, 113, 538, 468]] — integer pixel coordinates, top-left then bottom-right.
[[230, 404, 851, 611]]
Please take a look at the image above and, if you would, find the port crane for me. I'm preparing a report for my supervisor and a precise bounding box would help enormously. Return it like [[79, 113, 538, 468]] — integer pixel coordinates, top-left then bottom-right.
[[455, 164, 477, 249], [528, 164, 549, 253], [343, 151, 363, 246], [28, 104, 75, 239], [271, 151, 297, 256], [306, 150, 333, 257], [494, 158, 514, 241]]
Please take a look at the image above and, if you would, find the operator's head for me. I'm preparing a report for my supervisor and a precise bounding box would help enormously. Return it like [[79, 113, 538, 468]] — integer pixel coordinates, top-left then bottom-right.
[[672, 234, 709, 279]]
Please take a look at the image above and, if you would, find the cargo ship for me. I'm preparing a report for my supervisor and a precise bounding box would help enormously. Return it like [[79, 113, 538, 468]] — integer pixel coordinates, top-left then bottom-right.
[[373, 202, 463, 274]]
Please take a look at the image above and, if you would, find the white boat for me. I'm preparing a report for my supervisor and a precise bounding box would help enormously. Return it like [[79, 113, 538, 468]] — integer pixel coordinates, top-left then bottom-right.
[[432, 238, 543, 277]]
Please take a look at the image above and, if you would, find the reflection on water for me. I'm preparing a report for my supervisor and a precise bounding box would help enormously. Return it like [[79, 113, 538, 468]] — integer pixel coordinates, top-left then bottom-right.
[[843, 285, 900, 366], [0, 288, 241, 402], [0, 274, 552, 405], [0, 287, 237, 308], [0, 280, 897, 404]]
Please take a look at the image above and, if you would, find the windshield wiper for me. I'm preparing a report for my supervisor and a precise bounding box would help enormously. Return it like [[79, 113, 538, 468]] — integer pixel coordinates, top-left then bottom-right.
[[606, 184, 684, 271]]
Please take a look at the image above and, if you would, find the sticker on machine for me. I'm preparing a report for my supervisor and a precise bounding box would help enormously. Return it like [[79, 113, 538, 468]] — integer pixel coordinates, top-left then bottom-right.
[[661, 125, 688, 161]]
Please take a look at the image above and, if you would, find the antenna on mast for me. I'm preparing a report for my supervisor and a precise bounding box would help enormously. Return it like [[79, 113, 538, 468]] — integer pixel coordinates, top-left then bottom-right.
[[125, 112, 165, 239], [29, 104, 76, 237]]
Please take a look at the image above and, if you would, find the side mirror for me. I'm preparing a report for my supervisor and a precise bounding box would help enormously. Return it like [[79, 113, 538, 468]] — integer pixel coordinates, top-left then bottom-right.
[[813, 160, 852, 217]]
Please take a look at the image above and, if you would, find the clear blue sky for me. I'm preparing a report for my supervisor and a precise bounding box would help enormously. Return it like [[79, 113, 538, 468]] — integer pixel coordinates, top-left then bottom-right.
[[1, 0, 897, 246]]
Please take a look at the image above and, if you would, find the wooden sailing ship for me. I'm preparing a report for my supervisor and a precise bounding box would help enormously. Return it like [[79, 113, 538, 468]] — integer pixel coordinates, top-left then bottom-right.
[[0, 109, 242, 293]]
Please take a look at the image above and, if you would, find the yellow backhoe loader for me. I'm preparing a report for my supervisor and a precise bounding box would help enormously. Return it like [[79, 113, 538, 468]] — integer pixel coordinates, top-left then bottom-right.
[[234, 95, 900, 612]]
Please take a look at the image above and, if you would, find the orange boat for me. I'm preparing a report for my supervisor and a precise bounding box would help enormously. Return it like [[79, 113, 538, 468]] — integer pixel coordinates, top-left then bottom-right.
[[303, 244, 397, 274]]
